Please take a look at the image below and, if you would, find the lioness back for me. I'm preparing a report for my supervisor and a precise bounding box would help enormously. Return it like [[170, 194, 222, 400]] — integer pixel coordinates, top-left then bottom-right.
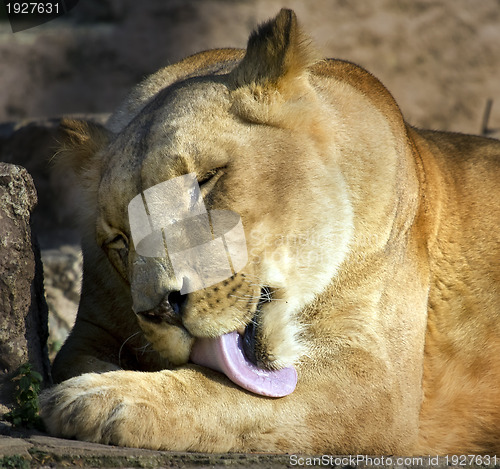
[[408, 128, 500, 453]]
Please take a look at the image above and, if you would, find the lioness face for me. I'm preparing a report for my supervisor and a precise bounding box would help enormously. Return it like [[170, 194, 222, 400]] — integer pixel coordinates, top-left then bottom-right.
[[87, 50, 354, 371]]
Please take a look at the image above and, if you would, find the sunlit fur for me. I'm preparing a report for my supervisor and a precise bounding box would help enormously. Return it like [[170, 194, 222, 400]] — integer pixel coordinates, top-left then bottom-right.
[[42, 9, 500, 454]]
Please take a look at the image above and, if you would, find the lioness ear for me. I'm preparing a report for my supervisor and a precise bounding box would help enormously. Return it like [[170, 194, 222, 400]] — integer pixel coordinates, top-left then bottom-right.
[[55, 118, 110, 190], [231, 8, 318, 90]]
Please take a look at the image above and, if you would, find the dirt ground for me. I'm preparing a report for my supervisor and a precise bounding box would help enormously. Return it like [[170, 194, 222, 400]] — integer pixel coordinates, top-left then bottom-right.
[[1, 0, 500, 466]]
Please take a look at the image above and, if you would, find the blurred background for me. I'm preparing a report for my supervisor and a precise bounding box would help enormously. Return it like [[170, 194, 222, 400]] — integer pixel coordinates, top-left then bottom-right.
[[1, 0, 499, 130], [0, 0, 499, 357]]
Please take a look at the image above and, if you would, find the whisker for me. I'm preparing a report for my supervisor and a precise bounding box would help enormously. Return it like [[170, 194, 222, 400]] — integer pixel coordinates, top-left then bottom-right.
[[118, 331, 142, 368], [135, 342, 153, 355]]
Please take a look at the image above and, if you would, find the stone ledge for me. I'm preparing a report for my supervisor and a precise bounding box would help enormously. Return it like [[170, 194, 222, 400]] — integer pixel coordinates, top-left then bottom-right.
[[1, 424, 499, 469], [0, 425, 291, 468]]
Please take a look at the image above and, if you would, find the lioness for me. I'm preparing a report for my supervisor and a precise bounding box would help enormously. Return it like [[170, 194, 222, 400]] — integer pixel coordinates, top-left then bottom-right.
[[41, 9, 500, 455]]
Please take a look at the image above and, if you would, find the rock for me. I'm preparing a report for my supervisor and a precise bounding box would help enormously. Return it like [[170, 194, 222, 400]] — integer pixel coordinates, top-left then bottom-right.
[[0, 163, 51, 413], [41, 245, 82, 359], [0, 117, 108, 367], [0, 117, 110, 368]]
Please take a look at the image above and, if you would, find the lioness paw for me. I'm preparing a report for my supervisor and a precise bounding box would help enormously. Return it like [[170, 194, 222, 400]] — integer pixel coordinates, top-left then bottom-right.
[[40, 371, 168, 450]]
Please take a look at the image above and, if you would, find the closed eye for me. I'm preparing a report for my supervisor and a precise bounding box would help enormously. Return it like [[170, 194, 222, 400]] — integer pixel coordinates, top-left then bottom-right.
[[198, 167, 226, 195], [104, 233, 129, 281], [105, 234, 128, 251]]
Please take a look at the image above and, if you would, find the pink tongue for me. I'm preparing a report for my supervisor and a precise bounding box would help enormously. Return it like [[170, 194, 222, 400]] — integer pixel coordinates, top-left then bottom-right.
[[190, 331, 297, 397]]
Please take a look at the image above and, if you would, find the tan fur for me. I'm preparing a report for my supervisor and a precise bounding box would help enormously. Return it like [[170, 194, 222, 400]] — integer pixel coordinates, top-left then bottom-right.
[[41, 9, 500, 454]]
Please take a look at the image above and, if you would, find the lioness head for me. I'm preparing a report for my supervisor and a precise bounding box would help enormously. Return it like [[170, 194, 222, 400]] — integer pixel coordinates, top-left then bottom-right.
[[59, 10, 354, 372]]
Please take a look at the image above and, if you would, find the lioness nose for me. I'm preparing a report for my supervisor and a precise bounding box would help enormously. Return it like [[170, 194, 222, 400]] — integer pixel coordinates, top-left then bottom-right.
[[137, 291, 187, 326]]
